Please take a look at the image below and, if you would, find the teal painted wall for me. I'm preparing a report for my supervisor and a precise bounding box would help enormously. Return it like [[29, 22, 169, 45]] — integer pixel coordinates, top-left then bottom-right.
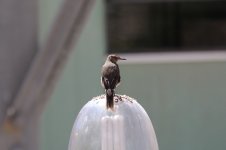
[[118, 61, 226, 150], [39, 0, 106, 149]]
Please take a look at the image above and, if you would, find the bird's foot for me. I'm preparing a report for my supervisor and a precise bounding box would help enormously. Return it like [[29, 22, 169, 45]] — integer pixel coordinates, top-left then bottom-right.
[[114, 94, 123, 102]]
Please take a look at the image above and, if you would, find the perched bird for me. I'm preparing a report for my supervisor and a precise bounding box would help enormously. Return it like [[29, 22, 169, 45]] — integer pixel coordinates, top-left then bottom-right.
[[101, 54, 126, 110]]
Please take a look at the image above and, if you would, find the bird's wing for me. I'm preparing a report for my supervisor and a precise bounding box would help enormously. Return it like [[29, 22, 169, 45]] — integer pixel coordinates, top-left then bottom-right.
[[101, 76, 110, 89], [101, 63, 120, 89], [116, 75, 121, 87], [100, 76, 104, 88]]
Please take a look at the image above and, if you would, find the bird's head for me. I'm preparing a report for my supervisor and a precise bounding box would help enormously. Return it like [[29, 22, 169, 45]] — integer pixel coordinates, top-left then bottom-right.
[[107, 54, 126, 63]]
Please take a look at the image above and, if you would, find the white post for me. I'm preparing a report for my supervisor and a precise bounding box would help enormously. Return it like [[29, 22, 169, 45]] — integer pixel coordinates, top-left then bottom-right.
[[101, 115, 125, 150]]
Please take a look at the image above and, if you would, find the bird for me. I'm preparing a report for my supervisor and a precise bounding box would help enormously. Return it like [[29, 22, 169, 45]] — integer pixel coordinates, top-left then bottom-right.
[[101, 54, 126, 110]]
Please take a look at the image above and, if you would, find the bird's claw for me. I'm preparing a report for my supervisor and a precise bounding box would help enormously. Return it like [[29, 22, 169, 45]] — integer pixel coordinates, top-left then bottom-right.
[[114, 95, 123, 103]]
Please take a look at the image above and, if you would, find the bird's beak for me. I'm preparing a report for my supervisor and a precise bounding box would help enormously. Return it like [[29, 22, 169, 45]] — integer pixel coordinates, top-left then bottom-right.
[[118, 57, 126, 60]]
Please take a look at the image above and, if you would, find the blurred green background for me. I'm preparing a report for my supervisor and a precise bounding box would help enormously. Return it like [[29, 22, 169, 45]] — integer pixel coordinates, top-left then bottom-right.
[[39, 0, 226, 150]]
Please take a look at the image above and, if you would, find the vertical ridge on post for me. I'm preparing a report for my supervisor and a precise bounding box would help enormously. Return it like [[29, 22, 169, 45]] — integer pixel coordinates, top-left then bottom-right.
[[113, 115, 125, 150], [101, 116, 113, 150]]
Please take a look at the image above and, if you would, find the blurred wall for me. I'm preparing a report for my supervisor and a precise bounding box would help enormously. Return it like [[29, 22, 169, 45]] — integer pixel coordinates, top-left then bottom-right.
[[118, 61, 226, 150], [39, 0, 106, 149]]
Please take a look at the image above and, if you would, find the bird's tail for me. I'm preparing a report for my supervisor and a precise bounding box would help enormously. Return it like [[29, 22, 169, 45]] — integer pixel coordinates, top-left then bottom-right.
[[106, 89, 114, 110]]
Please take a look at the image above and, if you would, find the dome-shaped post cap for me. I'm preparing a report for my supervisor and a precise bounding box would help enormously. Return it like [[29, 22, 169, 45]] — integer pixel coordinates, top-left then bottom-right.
[[68, 94, 159, 150]]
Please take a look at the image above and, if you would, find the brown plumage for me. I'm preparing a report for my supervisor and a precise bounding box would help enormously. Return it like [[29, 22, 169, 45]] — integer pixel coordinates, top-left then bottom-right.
[[101, 54, 126, 110]]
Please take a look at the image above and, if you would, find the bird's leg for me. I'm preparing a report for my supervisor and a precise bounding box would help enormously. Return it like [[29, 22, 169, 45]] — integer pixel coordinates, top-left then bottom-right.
[[113, 89, 118, 102]]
